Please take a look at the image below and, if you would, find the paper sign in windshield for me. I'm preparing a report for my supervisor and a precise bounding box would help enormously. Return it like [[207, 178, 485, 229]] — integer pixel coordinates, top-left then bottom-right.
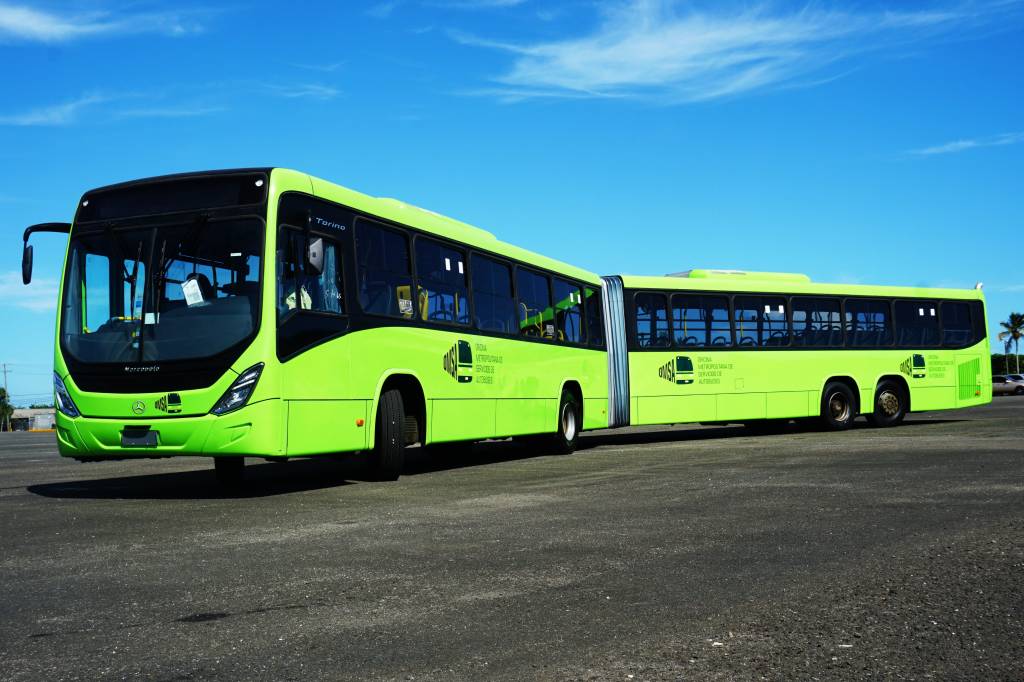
[[182, 279, 204, 307]]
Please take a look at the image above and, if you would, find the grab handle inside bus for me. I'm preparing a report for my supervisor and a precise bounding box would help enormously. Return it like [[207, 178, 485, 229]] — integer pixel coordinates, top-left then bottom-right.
[[22, 222, 72, 285]]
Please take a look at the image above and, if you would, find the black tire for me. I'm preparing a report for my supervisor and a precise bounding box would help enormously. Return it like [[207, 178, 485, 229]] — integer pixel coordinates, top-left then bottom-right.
[[1015, 386, 1024, 396], [369, 389, 406, 481], [214, 457, 244, 487], [549, 389, 581, 455], [820, 381, 856, 430], [867, 380, 908, 427]]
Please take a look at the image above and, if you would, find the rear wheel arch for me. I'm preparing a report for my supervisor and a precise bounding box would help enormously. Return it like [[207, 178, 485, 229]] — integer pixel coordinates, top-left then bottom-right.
[[558, 379, 584, 428], [875, 374, 911, 412], [820, 375, 861, 415]]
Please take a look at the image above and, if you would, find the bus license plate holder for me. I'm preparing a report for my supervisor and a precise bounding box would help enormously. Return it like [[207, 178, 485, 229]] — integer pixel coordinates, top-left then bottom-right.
[[121, 427, 158, 448]]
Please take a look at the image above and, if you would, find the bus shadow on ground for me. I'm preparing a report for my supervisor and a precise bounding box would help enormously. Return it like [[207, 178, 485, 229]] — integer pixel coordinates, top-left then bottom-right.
[[25, 418, 967, 500], [27, 458, 355, 500]]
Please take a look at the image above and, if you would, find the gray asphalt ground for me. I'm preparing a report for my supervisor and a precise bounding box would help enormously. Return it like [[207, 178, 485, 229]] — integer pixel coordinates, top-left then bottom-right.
[[1, 400, 1022, 681]]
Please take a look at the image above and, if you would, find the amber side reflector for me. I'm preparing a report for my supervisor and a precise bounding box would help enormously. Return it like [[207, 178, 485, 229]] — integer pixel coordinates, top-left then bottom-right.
[[356, 419, 365, 427]]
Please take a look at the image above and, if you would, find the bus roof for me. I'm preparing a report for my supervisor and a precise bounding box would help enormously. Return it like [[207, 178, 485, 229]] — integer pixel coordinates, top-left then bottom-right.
[[277, 168, 603, 285], [620, 271, 985, 301]]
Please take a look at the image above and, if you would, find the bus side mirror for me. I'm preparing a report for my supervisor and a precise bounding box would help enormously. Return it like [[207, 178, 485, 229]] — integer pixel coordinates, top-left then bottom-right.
[[22, 243, 33, 285], [306, 237, 324, 276]]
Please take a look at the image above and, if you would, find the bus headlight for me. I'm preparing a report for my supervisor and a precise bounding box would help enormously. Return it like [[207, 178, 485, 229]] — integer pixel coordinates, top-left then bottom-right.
[[53, 372, 80, 418], [210, 363, 264, 416]]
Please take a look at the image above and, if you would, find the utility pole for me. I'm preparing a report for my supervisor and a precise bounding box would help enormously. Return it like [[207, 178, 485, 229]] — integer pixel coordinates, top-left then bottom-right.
[[1, 363, 9, 432]]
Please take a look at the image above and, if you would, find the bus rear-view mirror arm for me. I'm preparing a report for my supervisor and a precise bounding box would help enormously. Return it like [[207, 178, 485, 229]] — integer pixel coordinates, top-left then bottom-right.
[[22, 222, 71, 285]]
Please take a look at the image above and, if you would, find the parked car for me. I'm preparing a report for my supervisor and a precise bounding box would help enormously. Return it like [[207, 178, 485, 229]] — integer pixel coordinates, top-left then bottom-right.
[[1007, 374, 1024, 383], [993, 375, 1024, 396]]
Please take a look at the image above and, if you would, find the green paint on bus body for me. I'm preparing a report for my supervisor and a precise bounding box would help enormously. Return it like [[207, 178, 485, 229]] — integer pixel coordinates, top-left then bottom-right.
[[52, 168, 608, 460], [48, 168, 990, 462], [622, 274, 990, 427]]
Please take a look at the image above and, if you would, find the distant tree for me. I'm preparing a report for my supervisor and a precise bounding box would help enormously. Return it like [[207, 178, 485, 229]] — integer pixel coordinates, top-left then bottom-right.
[[0, 388, 12, 432], [998, 313, 1024, 375], [28, 403, 55, 409]]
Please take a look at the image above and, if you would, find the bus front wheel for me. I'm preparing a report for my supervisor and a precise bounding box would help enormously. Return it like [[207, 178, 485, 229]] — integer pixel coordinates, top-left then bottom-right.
[[820, 382, 856, 430], [369, 388, 406, 480], [867, 380, 907, 427], [549, 389, 581, 455]]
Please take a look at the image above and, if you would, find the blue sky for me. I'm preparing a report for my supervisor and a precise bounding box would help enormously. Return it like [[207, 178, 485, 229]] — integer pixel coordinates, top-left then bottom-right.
[[1, 0, 1022, 404]]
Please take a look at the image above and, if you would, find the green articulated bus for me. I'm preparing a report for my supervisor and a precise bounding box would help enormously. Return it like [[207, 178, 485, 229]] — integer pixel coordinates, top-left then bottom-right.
[[20, 169, 990, 484]]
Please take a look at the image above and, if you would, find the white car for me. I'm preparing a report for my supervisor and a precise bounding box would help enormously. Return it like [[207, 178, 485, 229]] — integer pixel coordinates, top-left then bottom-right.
[[993, 375, 1024, 396]]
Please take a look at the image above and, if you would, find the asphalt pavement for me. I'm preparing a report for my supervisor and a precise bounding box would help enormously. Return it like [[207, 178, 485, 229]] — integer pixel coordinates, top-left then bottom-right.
[[1, 399, 1022, 680]]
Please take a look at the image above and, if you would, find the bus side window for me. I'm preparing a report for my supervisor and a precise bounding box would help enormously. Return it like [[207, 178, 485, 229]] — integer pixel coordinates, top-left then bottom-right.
[[634, 292, 670, 348], [471, 254, 516, 334], [355, 219, 413, 318], [895, 300, 939, 347], [846, 299, 893, 347], [940, 301, 972, 348], [672, 294, 707, 347], [516, 268, 553, 339], [791, 297, 842, 347], [585, 286, 604, 347], [553, 278, 584, 344], [415, 237, 469, 325]]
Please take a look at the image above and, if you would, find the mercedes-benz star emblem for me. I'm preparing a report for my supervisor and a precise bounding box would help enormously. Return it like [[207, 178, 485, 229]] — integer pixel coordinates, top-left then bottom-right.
[[131, 401, 145, 416]]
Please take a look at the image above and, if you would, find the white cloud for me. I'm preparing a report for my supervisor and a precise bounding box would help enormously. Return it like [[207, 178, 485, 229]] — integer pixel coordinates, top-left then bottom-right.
[[0, 271, 57, 312], [908, 132, 1024, 156], [458, 0, 1023, 103], [117, 106, 224, 119], [0, 94, 108, 126], [0, 2, 204, 43], [261, 83, 341, 100]]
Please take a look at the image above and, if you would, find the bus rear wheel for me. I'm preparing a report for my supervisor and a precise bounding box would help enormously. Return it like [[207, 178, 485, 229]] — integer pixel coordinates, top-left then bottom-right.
[[820, 382, 856, 430], [368, 388, 406, 481], [549, 389, 581, 455], [867, 380, 907, 427], [214, 457, 244, 487]]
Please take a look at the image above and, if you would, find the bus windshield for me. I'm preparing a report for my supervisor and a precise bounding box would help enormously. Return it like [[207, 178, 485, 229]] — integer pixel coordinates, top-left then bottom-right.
[[61, 217, 263, 364]]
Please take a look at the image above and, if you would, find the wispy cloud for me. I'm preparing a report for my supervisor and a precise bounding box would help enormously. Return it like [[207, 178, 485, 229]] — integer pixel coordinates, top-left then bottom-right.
[[0, 271, 57, 312], [261, 83, 340, 100], [908, 132, 1024, 156], [457, 0, 1023, 103], [0, 94, 108, 126], [289, 61, 344, 73], [0, 2, 206, 43], [428, 0, 528, 7], [117, 106, 225, 119], [367, 1, 402, 19]]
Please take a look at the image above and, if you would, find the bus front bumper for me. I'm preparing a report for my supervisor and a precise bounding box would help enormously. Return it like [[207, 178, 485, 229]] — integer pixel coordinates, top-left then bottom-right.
[[55, 399, 285, 459]]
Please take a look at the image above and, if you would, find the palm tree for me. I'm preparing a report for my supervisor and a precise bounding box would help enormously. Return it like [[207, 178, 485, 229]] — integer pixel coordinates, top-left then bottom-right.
[[998, 312, 1024, 375]]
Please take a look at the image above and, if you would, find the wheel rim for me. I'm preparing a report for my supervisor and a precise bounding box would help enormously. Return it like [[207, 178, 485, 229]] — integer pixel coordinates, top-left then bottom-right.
[[561, 403, 578, 441], [828, 392, 850, 422], [878, 390, 900, 417]]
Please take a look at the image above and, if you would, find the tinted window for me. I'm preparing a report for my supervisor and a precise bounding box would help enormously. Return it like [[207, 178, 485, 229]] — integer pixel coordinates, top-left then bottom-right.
[[635, 293, 670, 348], [845, 299, 893, 347], [278, 230, 343, 315], [940, 301, 972, 348], [733, 296, 788, 347], [553, 278, 584, 344], [672, 294, 731, 347], [970, 301, 987, 346], [517, 268, 553, 339], [792, 297, 842, 347], [355, 219, 413, 318], [585, 286, 604, 347], [894, 300, 939, 347], [415, 237, 469, 325], [471, 254, 516, 334]]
